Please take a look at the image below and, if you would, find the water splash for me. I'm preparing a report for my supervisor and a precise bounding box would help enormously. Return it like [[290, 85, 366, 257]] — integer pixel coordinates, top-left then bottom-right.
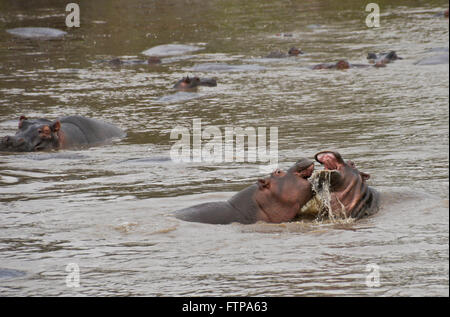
[[308, 170, 335, 221], [300, 170, 351, 223]]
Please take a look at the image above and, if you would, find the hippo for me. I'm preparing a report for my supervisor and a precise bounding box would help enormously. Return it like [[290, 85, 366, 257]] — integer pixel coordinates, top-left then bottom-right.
[[174, 158, 315, 224], [415, 53, 449, 65], [265, 47, 304, 58], [6, 27, 67, 39], [142, 44, 204, 57], [275, 33, 294, 37], [173, 76, 217, 90], [314, 150, 379, 219], [191, 63, 266, 72], [311, 60, 376, 70], [0, 115, 125, 152], [108, 56, 161, 66], [367, 51, 402, 66], [0, 268, 26, 279]]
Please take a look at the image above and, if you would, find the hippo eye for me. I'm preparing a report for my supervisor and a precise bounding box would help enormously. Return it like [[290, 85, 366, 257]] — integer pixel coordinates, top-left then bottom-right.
[[273, 169, 283, 176]]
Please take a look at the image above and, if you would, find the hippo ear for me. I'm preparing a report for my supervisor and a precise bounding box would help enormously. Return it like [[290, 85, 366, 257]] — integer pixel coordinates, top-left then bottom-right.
[[257, 178, 270, 190], [50, 121, 61, 132], [18, 116, 28, 128]]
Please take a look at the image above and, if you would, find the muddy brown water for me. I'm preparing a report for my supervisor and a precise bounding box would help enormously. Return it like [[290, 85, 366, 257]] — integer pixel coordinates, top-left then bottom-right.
[[0, 0, 448, 296]]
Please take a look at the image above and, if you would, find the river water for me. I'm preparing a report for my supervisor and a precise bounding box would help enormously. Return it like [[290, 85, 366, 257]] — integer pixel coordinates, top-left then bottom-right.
[[0, 0, 448, 296]]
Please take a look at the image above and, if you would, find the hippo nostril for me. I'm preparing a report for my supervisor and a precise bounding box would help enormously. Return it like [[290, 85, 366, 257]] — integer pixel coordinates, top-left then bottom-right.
[[2, 136, 13, 145]]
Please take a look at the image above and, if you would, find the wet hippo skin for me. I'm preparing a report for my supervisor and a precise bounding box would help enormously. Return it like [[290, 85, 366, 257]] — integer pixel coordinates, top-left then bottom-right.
[[174, 158, 315, 224], [314, 150, 379, 219], [0, 115, 125, 152]]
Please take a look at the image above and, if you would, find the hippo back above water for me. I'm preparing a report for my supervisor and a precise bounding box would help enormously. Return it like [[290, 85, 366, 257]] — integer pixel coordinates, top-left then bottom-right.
[[6, 27, 67, 39], [0, 115, 125, 152]]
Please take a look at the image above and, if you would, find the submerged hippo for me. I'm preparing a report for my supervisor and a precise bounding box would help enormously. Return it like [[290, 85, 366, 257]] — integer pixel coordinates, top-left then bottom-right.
[[311, 60, 376, 70], [265, 47, 304, 58], [6, 27, 67, 39], [367, 51, 402, 66], [142, 44, 204, 57], [173, 76, 217, 90], [415, 53, 449, 65], [191, 63, 266, 72], [314, 150, 379, 219], [0, 115, 125, 152], [108, 56, 162, 66], [275, 33, 294, 37], [174, 158, 315, 224]]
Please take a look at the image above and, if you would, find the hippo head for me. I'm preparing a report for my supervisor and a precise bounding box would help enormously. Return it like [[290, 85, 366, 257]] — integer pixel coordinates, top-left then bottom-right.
[[255, 158, 314, 222], [288, 47, 303, 56], [367, 52, 378, 60], [385, 51, 403, 62], [173, 76, 200, 89], [0, 116, 61, 152], [173, 76, 217, 89], [336, 60, 350, 69]]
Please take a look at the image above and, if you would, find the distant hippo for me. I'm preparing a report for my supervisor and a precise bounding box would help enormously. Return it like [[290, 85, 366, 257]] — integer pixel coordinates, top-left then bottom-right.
[[434, 9, 449, 18], [174, 158, 315, 224], [275, 33, 294, 37], [265, 47, 304, 58], [415, 53, 449, 65], [173, 76, 217, 90], [108, 56, 161, 66], [367, 51, 403, 66], [0, 115, 125, 152], [311, 60, 375, 70], [314, 150, 379, 219], [142, 44, 204, 57], [6, 27, 67, 39]]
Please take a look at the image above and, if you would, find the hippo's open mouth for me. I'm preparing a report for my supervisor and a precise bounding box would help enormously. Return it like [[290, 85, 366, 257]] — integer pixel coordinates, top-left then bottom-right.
[[314, 151, 343, 170]]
